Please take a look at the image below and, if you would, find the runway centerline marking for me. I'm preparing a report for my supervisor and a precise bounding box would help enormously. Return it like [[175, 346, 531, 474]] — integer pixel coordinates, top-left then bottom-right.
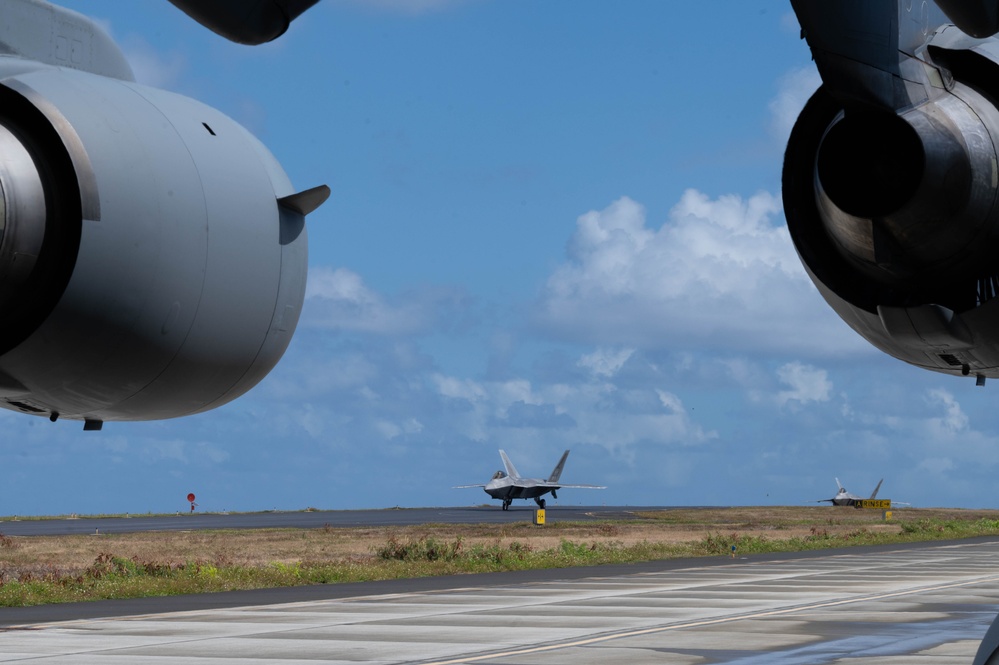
[[416, 574, 999, 665]]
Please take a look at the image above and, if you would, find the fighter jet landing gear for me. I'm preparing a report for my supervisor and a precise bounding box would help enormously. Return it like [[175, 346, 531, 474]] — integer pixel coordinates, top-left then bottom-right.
[[502, 499, 512, 511], [534, 498, 546, 509]]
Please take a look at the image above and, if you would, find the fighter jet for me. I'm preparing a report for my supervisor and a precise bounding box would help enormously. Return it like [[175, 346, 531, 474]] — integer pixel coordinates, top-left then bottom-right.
[[455, 450, 605, 510], [815, 478, 884, 507], [0, 1, 324, 428], [783, 1, 999, 387]]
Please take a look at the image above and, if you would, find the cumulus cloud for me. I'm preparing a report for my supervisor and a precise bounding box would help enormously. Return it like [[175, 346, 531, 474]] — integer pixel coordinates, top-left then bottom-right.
[[534, 190, 865, 357], [196, 441, 232, 464], [305, 266, 468, 336], [431, 372, 714, 452], [125, 438, 230, 465], [529, 63, 827, 357], [925, 388, 969, 435], [918, 457, 955, 475], [499, 402, 576, 429], [835, 385, 999, 487], [769, 66, 821, 144], [375, 420, 402, 439], [120, 37, 187, 89], [264, 351, 381, 400], [775, 362, 832, 407], [374, 418, 425, 440], [434, 374, 491, 403], [578, 347, 634, 378]]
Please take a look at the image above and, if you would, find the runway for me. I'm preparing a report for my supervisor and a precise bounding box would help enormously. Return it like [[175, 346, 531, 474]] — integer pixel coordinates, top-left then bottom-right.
[[1, 539, 998, 662]]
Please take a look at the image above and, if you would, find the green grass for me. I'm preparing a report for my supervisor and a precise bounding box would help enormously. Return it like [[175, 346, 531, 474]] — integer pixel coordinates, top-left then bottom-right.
[[2, 517, 999, 607]]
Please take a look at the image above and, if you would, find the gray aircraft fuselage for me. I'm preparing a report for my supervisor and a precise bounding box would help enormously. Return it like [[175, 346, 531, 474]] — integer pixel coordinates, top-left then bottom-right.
[[484, 474, 561, 503], [816, 478, 883, 507], [457, 450, 605, 510]]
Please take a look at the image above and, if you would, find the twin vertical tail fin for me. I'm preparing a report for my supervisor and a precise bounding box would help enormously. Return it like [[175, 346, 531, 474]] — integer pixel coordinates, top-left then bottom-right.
[[499, 450, 520, 480], [870, 478, 884, 499], [548, 450, 570, 483], [497, 449, 572, 483]]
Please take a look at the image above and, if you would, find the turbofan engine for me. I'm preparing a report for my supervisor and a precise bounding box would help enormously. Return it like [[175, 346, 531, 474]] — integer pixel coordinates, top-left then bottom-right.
[[0, 3, 327, 427], [784, 29, 999, 383]]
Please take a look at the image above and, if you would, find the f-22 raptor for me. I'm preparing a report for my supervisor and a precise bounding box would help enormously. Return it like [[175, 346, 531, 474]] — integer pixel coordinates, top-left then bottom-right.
[[456, 450, 605, 510], [815, 478, 884, 507]]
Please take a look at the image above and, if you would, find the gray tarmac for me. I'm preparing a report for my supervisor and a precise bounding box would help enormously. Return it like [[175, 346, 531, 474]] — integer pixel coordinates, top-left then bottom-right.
[[1, 537, 998, 662]]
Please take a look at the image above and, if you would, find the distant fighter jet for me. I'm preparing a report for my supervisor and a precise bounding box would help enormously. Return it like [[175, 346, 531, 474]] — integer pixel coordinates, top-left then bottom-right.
[[815, 478, 884, 507], [455, 450, 605, 510]]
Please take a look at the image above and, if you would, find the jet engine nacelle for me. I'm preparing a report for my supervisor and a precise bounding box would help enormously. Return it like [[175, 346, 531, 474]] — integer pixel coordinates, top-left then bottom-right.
[[783, 41, 999, 382], [0, 59, 324, 426]]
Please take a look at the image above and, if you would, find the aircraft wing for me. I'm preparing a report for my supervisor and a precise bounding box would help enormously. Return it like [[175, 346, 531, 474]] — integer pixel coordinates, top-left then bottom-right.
[[452, 484, 486, 489], [790, 0, 952, 112], [535, 483, 606, 489]]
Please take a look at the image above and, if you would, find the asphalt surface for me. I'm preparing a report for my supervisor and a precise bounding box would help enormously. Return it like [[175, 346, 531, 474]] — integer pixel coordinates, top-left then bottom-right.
[[0, 505, 671, 536]]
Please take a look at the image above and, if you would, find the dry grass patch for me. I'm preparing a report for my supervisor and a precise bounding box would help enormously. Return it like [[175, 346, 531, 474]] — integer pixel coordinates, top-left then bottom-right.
[[0, 506, 989, 579], [0, 506, 996, 606]]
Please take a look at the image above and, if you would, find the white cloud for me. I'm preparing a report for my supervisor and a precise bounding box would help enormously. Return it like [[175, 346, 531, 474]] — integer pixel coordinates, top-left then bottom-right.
[[102, 437, 231, 466], [297, 404, 331, 439], [775, 362, 832, 407], [434, 375, 490, 403], [530, 64, 838, 358], [925, 388, 969, 434], [120, 37, 187, 89], [534, 190, 865, 357], [835, 385, 999, 482], [265, 352, 380, 399], [143, 439, 188, 464], [578, 347, 634, 378], [375, 420, 402, 439], [196, 442, 231, 464], [374, 417, 425, 440], [769, 66, 821, 144], [430, 372, 714, 453], [918, 457, 955, 475], [656, 390, 683, 414], [305, 267, 466, 336]]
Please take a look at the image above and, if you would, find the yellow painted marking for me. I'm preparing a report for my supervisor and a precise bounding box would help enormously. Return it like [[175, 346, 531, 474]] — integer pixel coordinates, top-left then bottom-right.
[[418, 574, 999, 665]]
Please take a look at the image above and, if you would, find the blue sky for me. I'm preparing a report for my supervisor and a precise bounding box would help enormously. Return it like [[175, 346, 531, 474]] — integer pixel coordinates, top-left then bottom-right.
[[4, 1, 996, 514]]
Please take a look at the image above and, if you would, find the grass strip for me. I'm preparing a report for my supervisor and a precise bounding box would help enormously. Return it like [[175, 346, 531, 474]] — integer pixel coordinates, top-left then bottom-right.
[[0, 515, 997, 607]]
